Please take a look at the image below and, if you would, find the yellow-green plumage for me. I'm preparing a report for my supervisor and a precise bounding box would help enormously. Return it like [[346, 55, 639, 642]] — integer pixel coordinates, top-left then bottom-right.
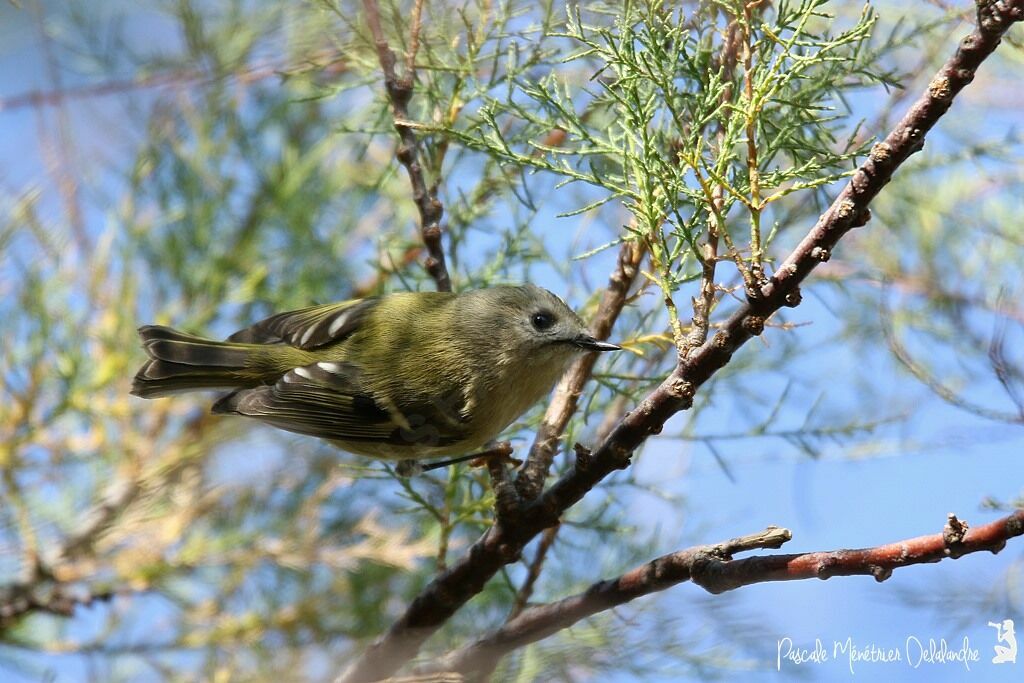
[[132, 285, 619, 460]]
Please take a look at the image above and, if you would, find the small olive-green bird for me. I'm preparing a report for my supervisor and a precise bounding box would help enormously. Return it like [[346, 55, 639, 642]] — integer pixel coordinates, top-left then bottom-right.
[[132, 285, 619, 461]]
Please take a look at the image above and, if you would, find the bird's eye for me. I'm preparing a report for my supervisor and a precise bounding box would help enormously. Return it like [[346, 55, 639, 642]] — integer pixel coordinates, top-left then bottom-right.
[[531, 311, 555, 331]]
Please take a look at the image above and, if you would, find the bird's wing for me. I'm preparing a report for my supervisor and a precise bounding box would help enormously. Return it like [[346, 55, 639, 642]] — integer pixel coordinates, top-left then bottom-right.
[[211, 360, 466, 448], [226, 298, 379, 350]]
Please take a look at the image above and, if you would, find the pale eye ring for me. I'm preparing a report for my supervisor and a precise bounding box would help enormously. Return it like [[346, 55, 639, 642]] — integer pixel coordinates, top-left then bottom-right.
[[531, 311, 555, 331]]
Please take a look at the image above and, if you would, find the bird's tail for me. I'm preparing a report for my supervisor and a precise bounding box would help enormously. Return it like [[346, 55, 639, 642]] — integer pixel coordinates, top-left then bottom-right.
[[131, 325, 258, 398]]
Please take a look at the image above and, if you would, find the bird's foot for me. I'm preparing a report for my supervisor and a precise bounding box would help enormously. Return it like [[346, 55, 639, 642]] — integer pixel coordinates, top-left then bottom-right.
[[395, 459, 424, 478]]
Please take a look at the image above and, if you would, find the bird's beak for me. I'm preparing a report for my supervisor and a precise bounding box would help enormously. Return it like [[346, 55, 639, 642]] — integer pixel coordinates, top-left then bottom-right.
[[572, 334, 621, 352]]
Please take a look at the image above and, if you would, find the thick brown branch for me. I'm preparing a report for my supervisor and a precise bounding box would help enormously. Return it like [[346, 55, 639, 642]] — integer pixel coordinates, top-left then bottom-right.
[[362, 0, 452, 292], [336, 6, 1024, 681], [434, 512, 1022, 675]]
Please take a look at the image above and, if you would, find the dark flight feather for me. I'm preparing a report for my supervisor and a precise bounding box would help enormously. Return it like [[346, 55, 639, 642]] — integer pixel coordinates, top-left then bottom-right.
[[226, 298, 379, 349]]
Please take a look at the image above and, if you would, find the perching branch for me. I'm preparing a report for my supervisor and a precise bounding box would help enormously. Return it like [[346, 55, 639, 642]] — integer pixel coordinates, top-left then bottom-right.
[[336, 4, 1024, 681], [431, 512, 1023, 676], [362, 0, 452, 293]]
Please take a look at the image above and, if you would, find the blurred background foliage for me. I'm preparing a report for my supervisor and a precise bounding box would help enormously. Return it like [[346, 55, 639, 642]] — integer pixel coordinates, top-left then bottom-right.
[[0, 0, 1022, 681]]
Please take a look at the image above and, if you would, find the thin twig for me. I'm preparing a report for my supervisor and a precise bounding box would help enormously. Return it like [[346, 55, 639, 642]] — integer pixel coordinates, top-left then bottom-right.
[[362, 0, 452, 292], [407, 0, 425, 76], [880, 289, 1024, 423], [0, 49, 350, 113], [509, 525, 559, 618], [742, 3, 764, 284], [352, 246, 425, 298], [32, 2, 86, 250], [816, 261, 1024, 325], [687, 17, 741, 354], [0, 581, 118, 632]]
